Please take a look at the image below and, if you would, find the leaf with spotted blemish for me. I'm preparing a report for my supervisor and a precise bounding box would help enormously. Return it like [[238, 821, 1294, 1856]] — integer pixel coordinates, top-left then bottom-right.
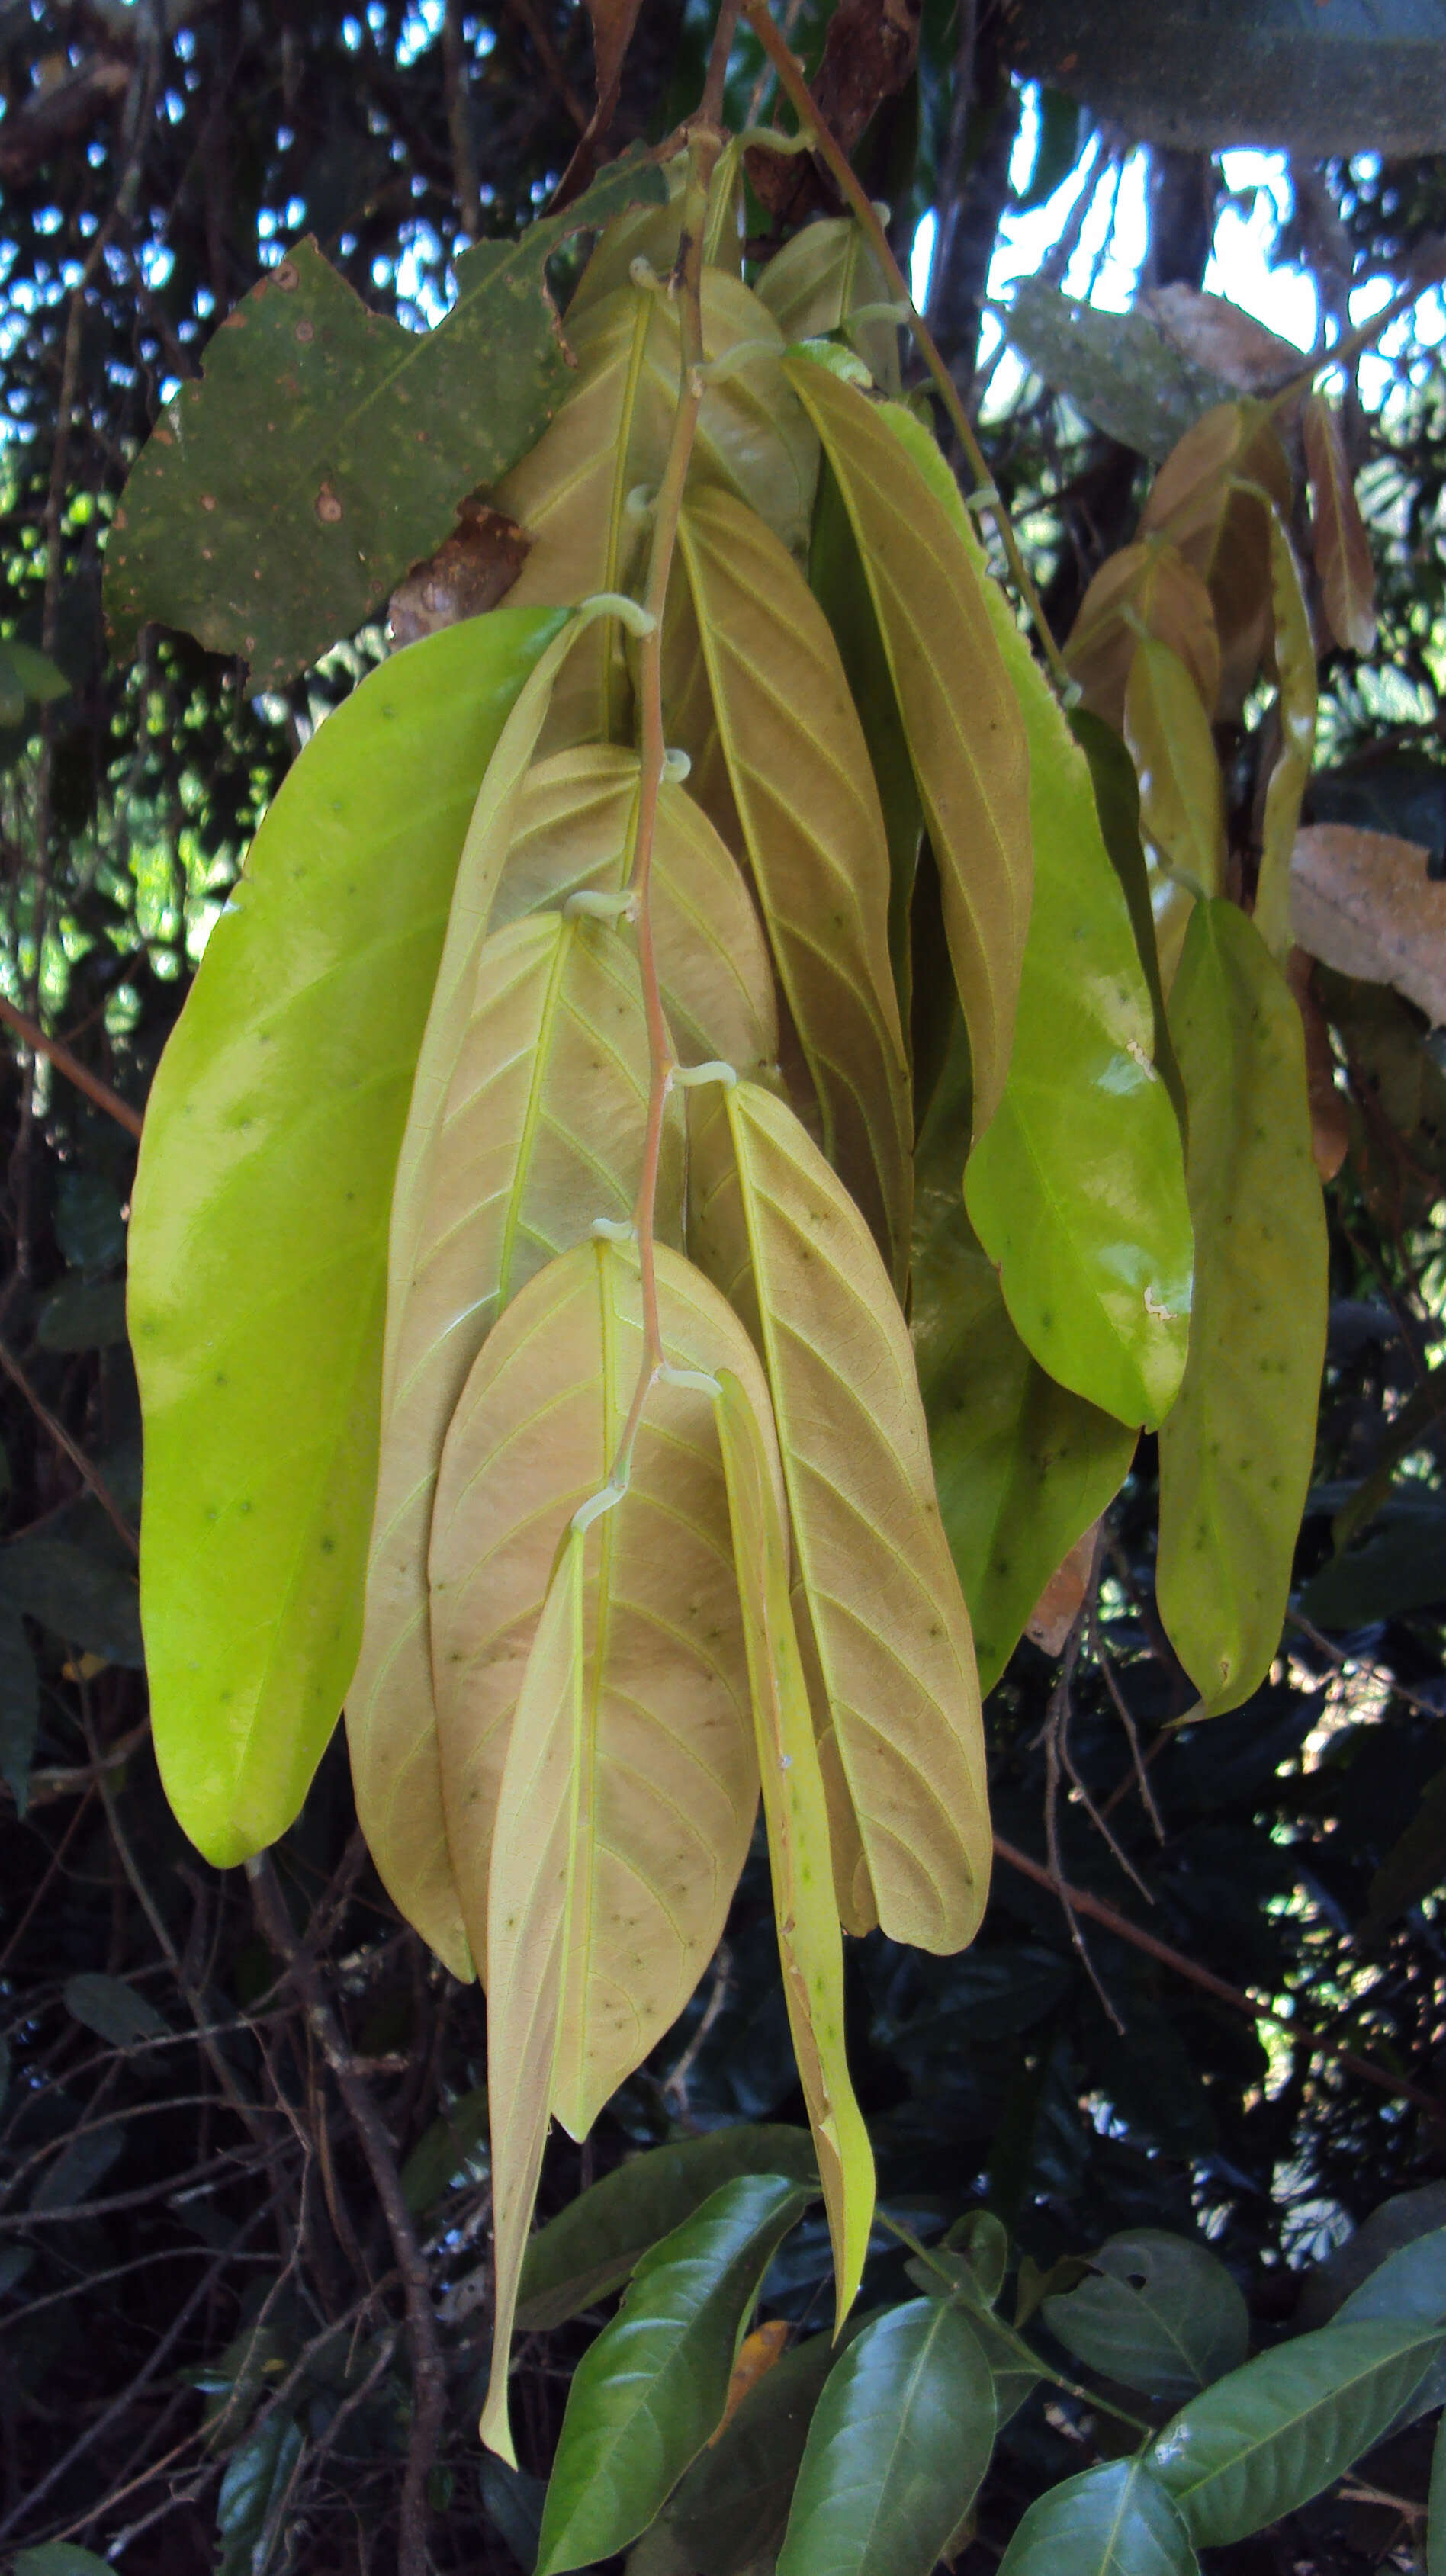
[[689, 1078, 990, 1954], [715, 1368, 874, 2327], [130, 606, 564, 1870], [1155, 900, 1327, 1715], [104, 153, 666, 688]]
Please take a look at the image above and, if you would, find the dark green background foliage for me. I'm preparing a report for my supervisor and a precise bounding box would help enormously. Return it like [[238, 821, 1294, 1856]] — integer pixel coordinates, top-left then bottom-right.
[[2, 1, 1446, 2568]]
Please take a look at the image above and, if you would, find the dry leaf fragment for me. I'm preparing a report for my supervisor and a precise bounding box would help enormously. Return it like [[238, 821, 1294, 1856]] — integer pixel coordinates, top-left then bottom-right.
[[1138, 285, 1303, 401], [1286, 947, 1351, 1182], [1064, 536, 1221, 731], [709, 2320, 792, 2444], [1024, 1522, 1100, 1658], [1291, 824, 1446, 1026], [387, 499, 530, 646]]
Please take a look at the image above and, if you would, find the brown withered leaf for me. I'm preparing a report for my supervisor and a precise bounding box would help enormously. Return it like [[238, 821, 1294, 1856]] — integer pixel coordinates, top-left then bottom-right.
[[1138, 285, 1303, 403], [387, 499, 530, 646], [1024, 1523, 1101, 1659], [1065, 535, 1221, 731], [1303, 393, 1377, 657], [1292, 824, 1446, 1026], [1286, 948, 1351, 1182], [1139, 399, 1292, 717], [747, 0, 921, 223]]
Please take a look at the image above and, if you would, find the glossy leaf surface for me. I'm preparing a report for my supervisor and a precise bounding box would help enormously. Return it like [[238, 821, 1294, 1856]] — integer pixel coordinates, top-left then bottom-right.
[[536, 2173, 812, 2573], [519, 2126, 819, 2333], [963, 513, 1194, 1430], [1043, 2230, 1249, 2404], [717, 1369, 874, 2324], [1124, 634, 1225, 1001], [674, 484, 911, 1274], [911, 1032, 1136, 1690], [1149, 2317, 1441, 2546], [996, 2461, 1199, 2576], [628, 2323, 844, 2576], [784, 353, 1031, 1135], [105, 157, 662, 686], [1156, 901, 1327, 1714], [131, 606, 563, 1868], [776, 2298, 996, 2576], [691, 1078, 991, 1953]]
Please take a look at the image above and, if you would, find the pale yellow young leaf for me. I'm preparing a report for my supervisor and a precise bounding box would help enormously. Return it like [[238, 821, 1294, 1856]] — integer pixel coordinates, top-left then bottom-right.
[[1064, 537, 1221, 731], [754, 215, 902, 395], [690, 1078, 991, 1954], [794, 1575, 877, 1938], [428, 1239, 774, 2013], [1123, 634, 1226, 992], [490, 744, 779, 1078], [782, 352, 1031, 1136], [348, 909, 677, 1977], [480, 1521, 586, 2465], [673, 485, 911, 1275], [496, 274, 818, 744], [716, 1367, 875, 2324]]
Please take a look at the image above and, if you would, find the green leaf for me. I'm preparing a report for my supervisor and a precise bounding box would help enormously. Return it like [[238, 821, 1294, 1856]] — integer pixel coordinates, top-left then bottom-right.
[[775, 2298, 996, 2576], [1070, 711, 1184, 1123], [1254, 504, 1316, 962], [14, 2548, 117, 2576], [1149, 2317, 1441, 2547], [628, 2325, 847, 2576], [1428, 2406, 1446, 2576], [960, 532, 1193, 1428], [1298, 1494, 1446, 1630], [1155, 900, 1328, 1714], [783, 352, 1031, 1138], [482, 2456, 549, 2573], [129, 605, 564, 1869], [63, 1971, 171, 2051], [0, 1537, 143, 1668], [0, 1603, 38, 1812], [995, 2460, 1200, 2576], [1043, 2230, 1249, 2404], [518, 2127, 820, 2333], [0, 640, 71, 726], [1335, 2221, 1446, 2334], [911, 1024, 1136, 1692], [1007, 277, 1241, 462], [215, 2409, 305, 2576], [30, 2119, 124, 2211], [35, 1279, 129, 1351], [535, 2173, 814, 2575], [105, 153, 665, 687], [400, 2083, 490, 2213]]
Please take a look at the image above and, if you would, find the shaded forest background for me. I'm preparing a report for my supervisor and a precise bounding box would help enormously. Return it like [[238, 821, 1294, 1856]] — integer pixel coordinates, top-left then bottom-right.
[[2, 1, 1446, 2567]]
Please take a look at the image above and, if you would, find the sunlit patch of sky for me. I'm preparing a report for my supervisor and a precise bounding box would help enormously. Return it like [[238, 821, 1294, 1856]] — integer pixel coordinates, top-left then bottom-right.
[[910, 88, 1436, 429]]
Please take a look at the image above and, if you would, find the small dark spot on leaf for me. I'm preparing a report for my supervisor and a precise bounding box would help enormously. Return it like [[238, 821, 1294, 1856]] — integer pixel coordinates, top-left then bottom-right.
[[277, 262, 300, 291], [295, 319, 315, 343]]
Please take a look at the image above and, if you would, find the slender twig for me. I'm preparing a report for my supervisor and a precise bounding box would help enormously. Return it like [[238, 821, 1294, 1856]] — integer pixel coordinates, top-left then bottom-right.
[[0, 991, 143, 1138], [599, 7, 741, 1490], [443, 0, 482, 239], [247, 1852, 445, 2576], [991, 1832, 1446, 2128], [0, 1337, 137, 1554], [741, 0, 1070, 688]]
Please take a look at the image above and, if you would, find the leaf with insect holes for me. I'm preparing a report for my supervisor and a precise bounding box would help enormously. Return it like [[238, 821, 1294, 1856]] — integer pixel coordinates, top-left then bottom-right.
[[783, 352, 1031, 1139], [1303, 393, 1377, 657], [498, 265, 818, 747], [715, 1367, 874, 2326], [1156, 900, 1327, 1715], [104, 155, 665, 687], [671, 484, 911, 1275], [689, 1078, 990, 1953], [130, 606, 564, 1871], [349, 907, 680, 1979]]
